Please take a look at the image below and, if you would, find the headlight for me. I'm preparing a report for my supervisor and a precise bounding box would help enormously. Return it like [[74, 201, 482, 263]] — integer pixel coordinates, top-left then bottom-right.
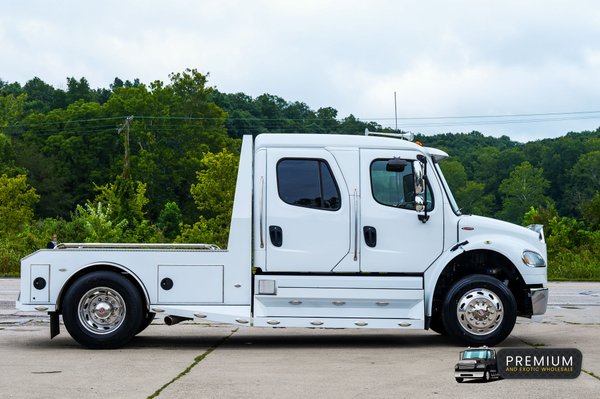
[[522, 250, 546, 267]]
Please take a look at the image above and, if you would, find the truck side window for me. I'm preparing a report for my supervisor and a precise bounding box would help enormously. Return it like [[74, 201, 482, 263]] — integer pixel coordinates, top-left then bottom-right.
[[277, 159, 341, 211], [370, 159, 433, 211]]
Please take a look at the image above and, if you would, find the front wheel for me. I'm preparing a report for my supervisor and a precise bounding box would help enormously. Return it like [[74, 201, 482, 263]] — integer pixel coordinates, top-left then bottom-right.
[[442, 274, 517, 347], [483, 370, 491, 382], [62, 271, 144, 349], [429, 316, 447, 336]]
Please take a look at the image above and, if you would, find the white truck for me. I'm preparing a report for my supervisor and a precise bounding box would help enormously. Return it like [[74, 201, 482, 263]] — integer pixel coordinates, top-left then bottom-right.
[[17, 132, 549, 349]]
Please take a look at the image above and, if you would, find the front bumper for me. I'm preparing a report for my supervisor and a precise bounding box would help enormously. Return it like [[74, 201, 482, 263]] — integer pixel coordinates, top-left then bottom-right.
[[530, 287, 549, 315], [455, 371, 485, 378]]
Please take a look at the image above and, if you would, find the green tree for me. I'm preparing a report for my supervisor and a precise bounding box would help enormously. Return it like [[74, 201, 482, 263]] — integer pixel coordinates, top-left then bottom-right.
[[91, 177, 158, 242], [439, 159, 467, 192], [498, 162, 552, 223], [315, 107, 339, 132], [66, 77, 93, 104], [582, 192, 600, 228], [157, 201, 182, 239], [94, 177, 148, 224], [106, 69, 234, 220], [0, 174, 39, 235], [179, 149, 239, 247], [0, 173, 41, 275], [14, 143, 70, 218], [472, 147, 501, 190], [456, 181, 495, 216], [0, 133, 19, 174], [71, 202, 128, 243], [338, 114, 380, 134], [0, 92, 26, 128], [190, 149, 238, 219], [23, 77, 66, 112], [567, 150, 600, 208]]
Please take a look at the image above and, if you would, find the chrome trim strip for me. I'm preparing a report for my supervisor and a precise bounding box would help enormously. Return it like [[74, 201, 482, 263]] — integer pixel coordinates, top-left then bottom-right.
[[259, 176, 265, 249], [353, 189, 359, 261]]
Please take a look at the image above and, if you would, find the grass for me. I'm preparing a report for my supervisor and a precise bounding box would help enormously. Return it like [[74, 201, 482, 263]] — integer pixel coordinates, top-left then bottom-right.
[[520, 339, 546, 347], [147, 329, 237, 398], [582, 370, 600, 381], [548, 249, 600, 281]]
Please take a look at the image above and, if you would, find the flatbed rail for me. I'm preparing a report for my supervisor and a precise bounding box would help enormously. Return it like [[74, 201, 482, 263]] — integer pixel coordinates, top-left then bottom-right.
[[55, 243, 221, 251]]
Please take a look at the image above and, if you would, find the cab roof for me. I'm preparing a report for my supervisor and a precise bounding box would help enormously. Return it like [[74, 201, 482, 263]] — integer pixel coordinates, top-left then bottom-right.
[[253, 133, 449, 161]]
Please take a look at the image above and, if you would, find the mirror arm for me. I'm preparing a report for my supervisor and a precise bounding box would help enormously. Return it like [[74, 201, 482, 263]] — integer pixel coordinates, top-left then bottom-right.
[[417, 155, 429, 223], [418, 178, 430, 222]]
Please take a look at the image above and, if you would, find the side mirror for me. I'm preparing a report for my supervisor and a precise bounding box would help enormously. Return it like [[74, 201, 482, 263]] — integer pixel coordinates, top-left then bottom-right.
[[415, 155, 429, 223], [414, 160, 425, 197], [386, 158, 408, 172]]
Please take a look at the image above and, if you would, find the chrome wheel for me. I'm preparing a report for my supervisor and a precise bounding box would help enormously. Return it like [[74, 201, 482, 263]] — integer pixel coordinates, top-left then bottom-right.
[[443, 274, 516, 346], [456, 288, 504, 336], [484, 370, 490, 382], [63, 271, 143, 348], [78, 287, 126, 335]]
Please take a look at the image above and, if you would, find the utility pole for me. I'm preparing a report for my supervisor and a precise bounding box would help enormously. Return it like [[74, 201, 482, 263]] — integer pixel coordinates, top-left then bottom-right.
[[117, 115, 134, 179], [394, 91, 398, 132]]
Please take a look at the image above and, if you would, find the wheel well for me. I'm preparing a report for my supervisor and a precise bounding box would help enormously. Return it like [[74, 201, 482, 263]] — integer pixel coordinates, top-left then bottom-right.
[[56, 265, 149, 313], [431, 250, 531, 321]]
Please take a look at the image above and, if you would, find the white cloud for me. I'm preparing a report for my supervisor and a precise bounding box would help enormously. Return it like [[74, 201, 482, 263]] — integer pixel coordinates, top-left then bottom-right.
[[1, 0, 600, 140]]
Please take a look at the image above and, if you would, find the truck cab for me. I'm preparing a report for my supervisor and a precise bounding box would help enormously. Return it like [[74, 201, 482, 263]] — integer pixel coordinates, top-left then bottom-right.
[[251, 133, 548, 340], [455, 347, 499, 382], [18, 132, 549, 348]]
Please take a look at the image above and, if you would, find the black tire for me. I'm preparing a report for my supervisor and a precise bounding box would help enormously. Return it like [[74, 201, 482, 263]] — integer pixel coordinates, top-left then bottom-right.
[[483, 370, 491, 382], [429, 315, 447, 335], [62, 271, 144, 349], [137, 312, 156, 334], [455, 377, 464, 383], [442, 274, 516, 347]]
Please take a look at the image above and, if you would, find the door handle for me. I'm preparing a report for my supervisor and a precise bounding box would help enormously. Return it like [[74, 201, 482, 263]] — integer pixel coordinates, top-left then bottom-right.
[[269, 225, 283, 247], [363, 226, 377, 247]]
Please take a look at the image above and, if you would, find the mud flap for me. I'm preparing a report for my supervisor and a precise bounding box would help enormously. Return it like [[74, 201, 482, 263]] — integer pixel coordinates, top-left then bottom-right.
[[49, 311, 60, 339]]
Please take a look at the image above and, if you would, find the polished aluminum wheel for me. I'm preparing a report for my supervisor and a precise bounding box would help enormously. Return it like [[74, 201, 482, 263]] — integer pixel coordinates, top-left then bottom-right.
[[456, 288, 504, 336], [78, 287, 126, 335]]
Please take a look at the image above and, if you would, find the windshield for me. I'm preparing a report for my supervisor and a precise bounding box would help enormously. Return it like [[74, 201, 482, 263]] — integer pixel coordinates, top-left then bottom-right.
[[461, 350, 488, 360], [433, 162, 461, 215]]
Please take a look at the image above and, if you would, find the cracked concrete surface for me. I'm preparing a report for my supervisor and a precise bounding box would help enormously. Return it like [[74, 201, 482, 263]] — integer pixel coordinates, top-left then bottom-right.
[[1, 279, 599, 398]]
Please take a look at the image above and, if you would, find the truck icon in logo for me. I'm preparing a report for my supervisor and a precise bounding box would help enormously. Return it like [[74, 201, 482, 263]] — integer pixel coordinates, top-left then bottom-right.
[[455, 347, 499, 383]]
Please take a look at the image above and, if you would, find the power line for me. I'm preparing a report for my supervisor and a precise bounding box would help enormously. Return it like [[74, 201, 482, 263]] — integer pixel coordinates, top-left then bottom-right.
[[393, 114, 600, 129], [361, 109, 600, 121], [1, 110, 600, 133]]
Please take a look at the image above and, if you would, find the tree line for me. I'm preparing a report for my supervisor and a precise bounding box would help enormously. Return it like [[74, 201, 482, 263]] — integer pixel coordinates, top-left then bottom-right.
[[1, 69, 598, 279], [426, 130, 599, 280]]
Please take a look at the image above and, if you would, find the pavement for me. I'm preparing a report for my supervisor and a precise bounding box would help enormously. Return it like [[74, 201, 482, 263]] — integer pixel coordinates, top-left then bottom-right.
[[0, 279, 599, 398]]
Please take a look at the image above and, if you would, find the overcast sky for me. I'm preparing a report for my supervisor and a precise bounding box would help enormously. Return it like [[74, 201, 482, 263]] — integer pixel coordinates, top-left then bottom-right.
[[2, 0, 600, 142]]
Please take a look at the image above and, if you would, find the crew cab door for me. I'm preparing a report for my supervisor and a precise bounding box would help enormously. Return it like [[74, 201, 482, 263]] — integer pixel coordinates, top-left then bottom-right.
[[359, 149, 444, 273], [265, 148, 352, 272]]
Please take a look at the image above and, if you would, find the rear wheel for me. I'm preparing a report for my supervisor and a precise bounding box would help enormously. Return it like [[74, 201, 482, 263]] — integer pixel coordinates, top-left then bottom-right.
[[137, 312, 156, 334], [442, 274, 516, 347], [62, 271, 143, 349]]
